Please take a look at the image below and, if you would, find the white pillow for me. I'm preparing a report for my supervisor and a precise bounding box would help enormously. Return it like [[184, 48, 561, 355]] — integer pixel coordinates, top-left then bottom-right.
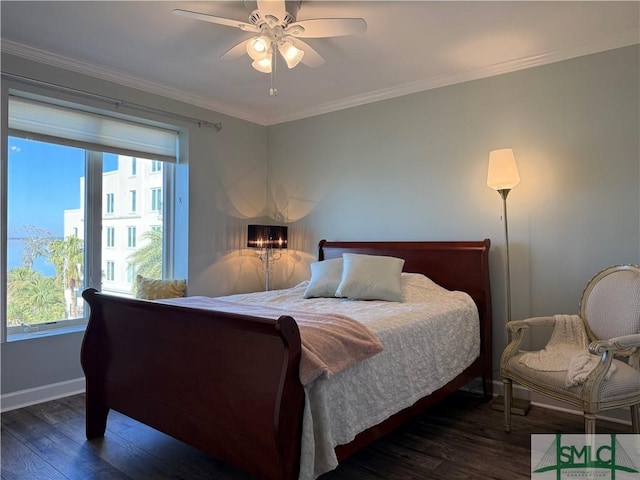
[[303, 257, 344, 298], [335, 253, 405, 302]]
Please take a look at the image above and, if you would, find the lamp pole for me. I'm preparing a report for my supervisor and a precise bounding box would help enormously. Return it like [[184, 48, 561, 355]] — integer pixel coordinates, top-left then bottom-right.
[[487, 148, 519, 326], [264, 248, 272, 291], [498, 188, 512, 325]]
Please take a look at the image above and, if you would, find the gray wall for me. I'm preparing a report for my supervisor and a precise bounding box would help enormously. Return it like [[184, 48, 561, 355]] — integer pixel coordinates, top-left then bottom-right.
[[267, 45, 640, 377], [1, 45, 638, 398]]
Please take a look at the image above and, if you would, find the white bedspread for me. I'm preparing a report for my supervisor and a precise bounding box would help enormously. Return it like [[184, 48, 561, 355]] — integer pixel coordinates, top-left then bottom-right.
[[167, 273, 480, 480]]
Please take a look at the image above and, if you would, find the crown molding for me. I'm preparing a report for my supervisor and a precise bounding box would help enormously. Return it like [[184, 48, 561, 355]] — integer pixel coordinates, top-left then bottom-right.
[[267, 29, 640, 125], [0, 39, 269, 125], [3, 29, 638, 127]]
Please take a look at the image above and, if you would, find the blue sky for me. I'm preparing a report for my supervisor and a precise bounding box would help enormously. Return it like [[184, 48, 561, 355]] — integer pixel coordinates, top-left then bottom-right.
[[8, 137, 117, 237]]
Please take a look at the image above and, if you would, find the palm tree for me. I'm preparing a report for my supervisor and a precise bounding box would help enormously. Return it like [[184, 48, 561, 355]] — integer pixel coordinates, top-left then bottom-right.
[[7, 267, 65, 325], [128, 229, 163, 279], [48, 236, 84, 318]]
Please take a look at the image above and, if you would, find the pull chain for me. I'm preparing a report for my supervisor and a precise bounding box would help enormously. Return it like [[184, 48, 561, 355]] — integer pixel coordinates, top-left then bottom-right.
[[269, 46, 278, 96]]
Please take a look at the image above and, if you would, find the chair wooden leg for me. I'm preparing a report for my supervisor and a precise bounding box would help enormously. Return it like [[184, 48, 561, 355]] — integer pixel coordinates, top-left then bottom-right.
[[631, 404, 640, 434], [584, 413, 596, 435], [503, 378, 512, 432]]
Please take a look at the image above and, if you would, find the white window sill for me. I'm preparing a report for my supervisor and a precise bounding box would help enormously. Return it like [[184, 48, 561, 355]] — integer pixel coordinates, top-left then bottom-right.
[[7, 324, 87, 342]]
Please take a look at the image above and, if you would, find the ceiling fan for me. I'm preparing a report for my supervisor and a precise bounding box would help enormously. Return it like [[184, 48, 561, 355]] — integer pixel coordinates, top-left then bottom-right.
[[173, 0, 367, 95]]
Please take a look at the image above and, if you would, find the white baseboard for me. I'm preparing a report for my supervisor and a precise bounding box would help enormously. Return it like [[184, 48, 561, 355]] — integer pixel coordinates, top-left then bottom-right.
[[1, 377, 85, 413]]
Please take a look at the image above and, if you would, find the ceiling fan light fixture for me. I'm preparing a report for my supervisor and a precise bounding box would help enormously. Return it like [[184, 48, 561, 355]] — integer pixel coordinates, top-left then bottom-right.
[[173, 2, 368, 93], [278, 41, 304, 69], [247, 35, 271, 60], [252, 57, 272, 73]]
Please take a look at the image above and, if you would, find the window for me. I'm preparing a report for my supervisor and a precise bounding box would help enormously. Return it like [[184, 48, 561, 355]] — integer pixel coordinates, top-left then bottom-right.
[[106, 227, 115, 247], [151, 188, 162, 212], [106, 193, 115, 214], [126, 263, 136, 284], [127, 227, 137, 248], [130, 190, 137, 213], [3, 93, 180, 340], [106, 261, 115, 281]]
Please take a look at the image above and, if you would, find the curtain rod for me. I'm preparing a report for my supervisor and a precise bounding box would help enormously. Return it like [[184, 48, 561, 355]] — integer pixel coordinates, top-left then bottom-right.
[[1, 71, 223, 131]]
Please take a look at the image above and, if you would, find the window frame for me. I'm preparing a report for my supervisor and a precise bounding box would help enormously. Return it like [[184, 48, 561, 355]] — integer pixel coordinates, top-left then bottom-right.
[[2, 86, 181, 341]]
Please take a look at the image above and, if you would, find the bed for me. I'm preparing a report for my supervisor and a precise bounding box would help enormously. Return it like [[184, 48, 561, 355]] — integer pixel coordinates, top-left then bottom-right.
[[80, 239, 492, 480]]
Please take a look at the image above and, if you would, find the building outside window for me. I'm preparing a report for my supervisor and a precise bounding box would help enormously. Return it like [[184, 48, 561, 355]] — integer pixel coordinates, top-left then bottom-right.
[[3, 93, 180, 340], [151, 188, 162, 212], [106, 193, 115, 214], [151, 160, 162, 172], [106, 227, 115, 247], [106, 261, 115, 281], [130, 190, 137, 213], [127, 226, 137, 248], [126, 263, 136, 284]]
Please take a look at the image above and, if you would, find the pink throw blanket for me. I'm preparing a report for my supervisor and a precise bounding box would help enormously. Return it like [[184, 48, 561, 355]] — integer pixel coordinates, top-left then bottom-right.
[[159, 296, 384, 385]]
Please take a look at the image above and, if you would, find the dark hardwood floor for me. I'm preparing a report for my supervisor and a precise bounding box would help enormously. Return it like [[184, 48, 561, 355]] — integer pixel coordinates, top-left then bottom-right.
[[1, 391, 631, 480]]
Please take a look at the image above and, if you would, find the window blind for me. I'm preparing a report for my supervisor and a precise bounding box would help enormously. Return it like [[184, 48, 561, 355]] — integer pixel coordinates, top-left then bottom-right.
[[8, 96, 177, 162]]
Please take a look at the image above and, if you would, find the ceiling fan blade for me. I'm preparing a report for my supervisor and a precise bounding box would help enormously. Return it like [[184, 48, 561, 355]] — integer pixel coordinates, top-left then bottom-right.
[[257, 0, 287, 26], [173, 9, 259, 33], [290, 38, 325, 68], [220, 39, 250, 60], [286, 18, 367, 38]]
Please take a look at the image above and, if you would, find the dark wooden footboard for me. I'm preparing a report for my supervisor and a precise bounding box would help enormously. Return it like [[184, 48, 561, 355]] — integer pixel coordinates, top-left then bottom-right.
[[80, 289, 305, 480]]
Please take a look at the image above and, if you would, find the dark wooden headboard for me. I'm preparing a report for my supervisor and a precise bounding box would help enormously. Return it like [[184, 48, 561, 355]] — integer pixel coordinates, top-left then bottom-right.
[[319, 239, 491, 315]]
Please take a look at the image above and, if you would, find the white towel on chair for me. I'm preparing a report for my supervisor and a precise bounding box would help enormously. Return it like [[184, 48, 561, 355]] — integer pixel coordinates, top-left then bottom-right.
[[519, 314, 589, 371], [518, 314, 615, 386], [565, 351, 616, 387]]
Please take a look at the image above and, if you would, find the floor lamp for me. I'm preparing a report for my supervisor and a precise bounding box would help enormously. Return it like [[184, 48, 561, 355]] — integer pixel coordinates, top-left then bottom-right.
[[487, 148, 530, 415], [247, 224, 288, 291]]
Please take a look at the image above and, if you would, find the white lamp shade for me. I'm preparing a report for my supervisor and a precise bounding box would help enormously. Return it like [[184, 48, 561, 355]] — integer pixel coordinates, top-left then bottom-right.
[[278, 41, 304, 69], [251, 57, 272, 73], [247, 36, 271, 61], [487, 148, 520, 190]]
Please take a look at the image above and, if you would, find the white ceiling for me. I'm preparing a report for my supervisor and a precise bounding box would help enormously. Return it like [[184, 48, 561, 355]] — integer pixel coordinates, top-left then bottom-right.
[[1, 1, 638, 126]]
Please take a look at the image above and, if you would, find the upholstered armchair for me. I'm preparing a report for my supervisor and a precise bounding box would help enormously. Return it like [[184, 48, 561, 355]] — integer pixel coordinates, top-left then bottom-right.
[[500, 264, 640, 434]]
